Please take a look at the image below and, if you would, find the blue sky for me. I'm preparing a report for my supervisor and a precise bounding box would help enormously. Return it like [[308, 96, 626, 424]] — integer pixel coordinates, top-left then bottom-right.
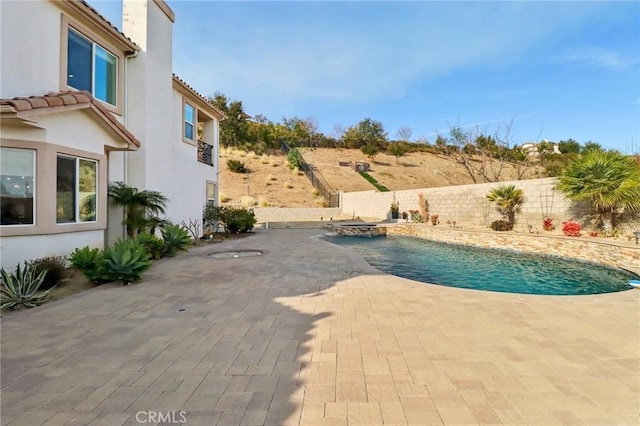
[[94, 1, 639, 152]]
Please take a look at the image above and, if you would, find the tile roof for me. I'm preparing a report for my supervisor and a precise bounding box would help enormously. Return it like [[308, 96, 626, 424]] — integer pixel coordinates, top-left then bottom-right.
[[172, 74, 227, 120], [74, 0, 138, 52], [1, 91, 140, 149]]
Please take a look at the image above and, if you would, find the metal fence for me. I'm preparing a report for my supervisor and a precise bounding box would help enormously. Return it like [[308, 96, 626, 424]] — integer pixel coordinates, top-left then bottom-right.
[[280, 141, 339, 207]]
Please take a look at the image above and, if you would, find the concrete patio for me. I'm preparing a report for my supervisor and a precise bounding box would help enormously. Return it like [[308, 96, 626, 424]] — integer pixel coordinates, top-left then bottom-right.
[[1, 228, 638, 425]]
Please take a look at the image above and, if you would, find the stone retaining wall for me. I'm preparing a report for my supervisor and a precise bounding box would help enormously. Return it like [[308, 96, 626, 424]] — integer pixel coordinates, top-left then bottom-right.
[[340, 177, 591, 232], [388, 224, 640, 273]]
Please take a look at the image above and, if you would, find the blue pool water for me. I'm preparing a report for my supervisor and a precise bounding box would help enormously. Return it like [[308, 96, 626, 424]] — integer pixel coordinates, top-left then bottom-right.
[[326, 235, 635, 295]]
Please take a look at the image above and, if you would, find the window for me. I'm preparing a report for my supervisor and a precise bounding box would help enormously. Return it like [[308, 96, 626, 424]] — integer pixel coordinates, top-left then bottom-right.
[[206, 182, 216, 206], [56, 156, 97, 224], [1, 148, 35, 226], [67, 28, 117, 106], [184, 103, 195, 141]]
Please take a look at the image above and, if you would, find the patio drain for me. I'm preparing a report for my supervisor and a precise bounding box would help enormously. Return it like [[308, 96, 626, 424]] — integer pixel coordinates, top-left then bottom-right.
[[208, 250, 263, 259]]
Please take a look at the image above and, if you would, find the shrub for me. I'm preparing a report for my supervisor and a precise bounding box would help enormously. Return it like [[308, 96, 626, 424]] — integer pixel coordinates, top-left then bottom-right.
[[409, 210, 422, 223], [161, 224, 192, 256], [562, 220, 582, 237], [1, 262, 55, 310], [269, 159, 279, 167], [431, 214, 439, 225], [260, 154, 270, 164], [258, 197, 270, 207], [490, 220, 514, 231], [227, 159, 248, 173], [69, 247, 107, 283], [542, 217, 554, 231], [135, 232, 166, 260], [292, 167, 303, 176], [283, 181, 294, 189], [219, 193, 230, 203], [240, 195, 257, 207], [102, 239, 151, 285], [28, 256, 67, 290], [225, 207, 257, 234], [311, 188, 320, 196], [287, 148, 304, 170]]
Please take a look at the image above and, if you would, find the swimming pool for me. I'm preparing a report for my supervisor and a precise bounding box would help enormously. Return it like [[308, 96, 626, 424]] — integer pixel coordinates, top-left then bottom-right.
[[326, 235, 635, 295]]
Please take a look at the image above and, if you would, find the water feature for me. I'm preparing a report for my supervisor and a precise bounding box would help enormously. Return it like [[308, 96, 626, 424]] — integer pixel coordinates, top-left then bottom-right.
[[326, 235, 635, 295]]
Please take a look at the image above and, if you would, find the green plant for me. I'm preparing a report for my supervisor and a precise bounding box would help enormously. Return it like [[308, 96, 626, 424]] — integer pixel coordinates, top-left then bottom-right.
[[101, 239, 151, 285], [108, 182, 168, 237], [359, 172, 389, 192], [287, 148, 304, 170], [69, 246, 107, 283], [490, 219, 514, 231], [28, 255, 67, 290], [135, 232, 166, 260], [161, 224, 192, 256], [227, 159, 248, 173], [555, 149, 640, 230], [225, 207, 257, 234], [409, 210, 422, 223], [562, 220, 582, 237], [390, 201, 399, 213], [487, 185, 524, 226], [1, 263, 54, 310]]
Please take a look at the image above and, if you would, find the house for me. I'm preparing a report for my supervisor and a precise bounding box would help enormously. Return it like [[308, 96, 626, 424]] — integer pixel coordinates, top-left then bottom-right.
[[0, 0, 224, 269], [519, 140, 561, 158]]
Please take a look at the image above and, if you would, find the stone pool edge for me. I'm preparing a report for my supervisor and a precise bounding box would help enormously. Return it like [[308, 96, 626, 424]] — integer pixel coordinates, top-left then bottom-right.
[[387, 223, 640, 276]]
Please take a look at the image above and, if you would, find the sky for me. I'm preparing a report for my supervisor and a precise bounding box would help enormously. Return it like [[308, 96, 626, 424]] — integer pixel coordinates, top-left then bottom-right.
[[93, 0, 640, 153]]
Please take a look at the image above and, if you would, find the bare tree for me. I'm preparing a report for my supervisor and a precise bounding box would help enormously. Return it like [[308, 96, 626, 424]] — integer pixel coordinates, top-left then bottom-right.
[[395, 126, 412, 142]]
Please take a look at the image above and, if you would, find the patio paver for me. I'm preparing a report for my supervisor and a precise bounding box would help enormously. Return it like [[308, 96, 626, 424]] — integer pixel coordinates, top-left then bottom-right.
[[1, 228, 638, 425]]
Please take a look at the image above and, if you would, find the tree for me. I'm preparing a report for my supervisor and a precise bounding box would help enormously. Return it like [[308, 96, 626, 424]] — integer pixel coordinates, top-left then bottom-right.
[[582, 141, 602, 153], [387, 142, 408, 164], [395, 126, 412, 142], [558, 139, 581, 154], [108, 182, 168, 238], [361, 144, 379, 162], [344, 118, 387, 149], [555, 149, 640, 230], [208, 92, 249, 148], [486, 185, 524, 226]]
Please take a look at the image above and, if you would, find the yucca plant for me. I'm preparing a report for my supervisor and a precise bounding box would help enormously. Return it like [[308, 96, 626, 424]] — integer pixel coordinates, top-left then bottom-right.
[[161, 224, 192, 256], [1, 263, 55, 310], [135, 232, 166, 260], [69, 246, 107, 283], [102, 239, 151, 285]]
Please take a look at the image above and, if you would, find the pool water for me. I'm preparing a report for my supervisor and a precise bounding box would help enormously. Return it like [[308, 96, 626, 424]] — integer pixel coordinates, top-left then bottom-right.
[[327, 235, 635, 295]]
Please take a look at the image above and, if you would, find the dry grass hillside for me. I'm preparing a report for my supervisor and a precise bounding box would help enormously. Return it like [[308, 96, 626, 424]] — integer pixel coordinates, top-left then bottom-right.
[[219, 147, 545, 207]]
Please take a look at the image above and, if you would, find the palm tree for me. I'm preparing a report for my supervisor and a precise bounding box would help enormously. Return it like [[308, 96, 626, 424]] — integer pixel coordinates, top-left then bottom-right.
[[107, 182, 168, 237], [486, 185, 525, 226], [555, 149, 640, 230]]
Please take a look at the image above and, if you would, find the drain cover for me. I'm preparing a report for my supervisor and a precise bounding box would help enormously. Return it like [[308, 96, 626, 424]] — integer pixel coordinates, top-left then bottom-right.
[[209, 250, 263, 259]]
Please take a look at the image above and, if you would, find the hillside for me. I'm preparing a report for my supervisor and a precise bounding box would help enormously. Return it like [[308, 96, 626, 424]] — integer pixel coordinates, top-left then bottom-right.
[[218, 147, 545, 207]]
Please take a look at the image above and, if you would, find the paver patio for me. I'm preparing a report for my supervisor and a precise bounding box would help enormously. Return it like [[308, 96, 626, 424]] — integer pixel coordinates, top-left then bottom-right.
[[1, 228, 638, 425]]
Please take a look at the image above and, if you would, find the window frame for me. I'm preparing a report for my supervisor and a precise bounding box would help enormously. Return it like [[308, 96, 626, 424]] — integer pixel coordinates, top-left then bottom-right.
[[0, 147, 36, 227], [183, 100, 196, 145], [56, 155, 98, 225], [206, 181, 216, 207], [61, 16, 125, 115]]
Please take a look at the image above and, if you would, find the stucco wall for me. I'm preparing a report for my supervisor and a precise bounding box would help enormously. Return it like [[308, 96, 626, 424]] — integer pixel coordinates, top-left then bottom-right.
[[253, 207, 341, 223], [340, 178, 590, 232], [388, 224, 640, 273]]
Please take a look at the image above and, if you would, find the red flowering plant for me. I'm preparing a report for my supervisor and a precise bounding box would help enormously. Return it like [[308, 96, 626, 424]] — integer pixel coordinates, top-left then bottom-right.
[[562, 220, 582, 237], [542, 217, 554, 231]]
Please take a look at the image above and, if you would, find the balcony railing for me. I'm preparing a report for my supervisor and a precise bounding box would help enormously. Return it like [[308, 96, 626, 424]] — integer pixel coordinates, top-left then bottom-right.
[[197, 139, 214, 167]]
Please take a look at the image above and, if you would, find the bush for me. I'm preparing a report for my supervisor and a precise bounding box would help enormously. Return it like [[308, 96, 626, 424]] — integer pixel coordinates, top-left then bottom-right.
[[562, 220, 582, 237], [135, 232, 166, 260], [490, 220, 514, 231], [287, 148, 304, 170], [1, 262, 55, 310], [69, 247, 107, 283], [543, 217, 554, 231], [102, 239, 151, 285], [431, 214, 439, 225], [28, 255, 67, 290], [225, 207, 257, 234], [227, 159, 248, 173], [161, 224, 192, 256]]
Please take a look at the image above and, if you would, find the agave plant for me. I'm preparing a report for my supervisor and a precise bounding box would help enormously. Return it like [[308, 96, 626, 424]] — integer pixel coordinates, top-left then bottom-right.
[[101, 239, 151, 285], [135, 232, 166, 260], [161, 224, 192, 256], [1, 263, 55, 310], [69, 246, 108, 283]]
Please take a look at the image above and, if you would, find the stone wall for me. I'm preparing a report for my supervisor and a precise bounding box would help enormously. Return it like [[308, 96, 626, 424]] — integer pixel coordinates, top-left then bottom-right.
[[340, 177, 591, 232], [388, 224, 640, 274], [253, 207, 341, 223]]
